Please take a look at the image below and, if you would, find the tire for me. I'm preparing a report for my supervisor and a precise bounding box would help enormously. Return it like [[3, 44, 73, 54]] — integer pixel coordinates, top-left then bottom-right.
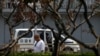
[[63, 47, 73, 52]]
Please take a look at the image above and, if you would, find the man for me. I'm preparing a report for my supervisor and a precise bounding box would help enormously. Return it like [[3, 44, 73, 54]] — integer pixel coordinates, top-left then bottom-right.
[[33, 34, 45, 52]]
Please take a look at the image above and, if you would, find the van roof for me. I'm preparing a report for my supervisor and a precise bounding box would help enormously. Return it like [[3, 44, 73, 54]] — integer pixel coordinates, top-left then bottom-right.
[[15, 28, 51, 31]]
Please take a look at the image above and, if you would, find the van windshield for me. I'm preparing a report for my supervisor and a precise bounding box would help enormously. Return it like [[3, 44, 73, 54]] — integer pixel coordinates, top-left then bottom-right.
[[18, 31, 32, 38]]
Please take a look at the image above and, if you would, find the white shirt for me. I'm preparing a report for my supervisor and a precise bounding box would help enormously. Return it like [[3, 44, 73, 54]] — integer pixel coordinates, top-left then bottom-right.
[[33, 40, 45, 52]]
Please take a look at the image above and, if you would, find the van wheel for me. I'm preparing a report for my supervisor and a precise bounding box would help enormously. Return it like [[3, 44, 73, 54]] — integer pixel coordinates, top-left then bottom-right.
[[63, 47, 73, 52]]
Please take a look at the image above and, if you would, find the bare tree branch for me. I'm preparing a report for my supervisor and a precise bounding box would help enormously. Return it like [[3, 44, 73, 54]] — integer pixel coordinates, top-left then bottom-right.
[[56, 0, 64, 11], [79, 0, 100, 56], [66, 0, 75, 26], [80, 0, 98, 39], [95, 37, 100, 47], [12, 20, 24, 27], [73, 3, 82, 23], [71, 10, 96, 34], [6, 7, 16, 26], [0, 18, 41, 54]]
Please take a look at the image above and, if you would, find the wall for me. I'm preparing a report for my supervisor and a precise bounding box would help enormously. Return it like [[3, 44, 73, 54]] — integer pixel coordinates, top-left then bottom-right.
[[0, 14, 100, 46]]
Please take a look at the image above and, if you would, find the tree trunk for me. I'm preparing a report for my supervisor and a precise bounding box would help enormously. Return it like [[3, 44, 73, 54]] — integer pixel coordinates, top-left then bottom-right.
[[0, 0, 2, 14], [0, 0, 4, 14], [52, 39, 59, 56], [93, 47, 100, 56]]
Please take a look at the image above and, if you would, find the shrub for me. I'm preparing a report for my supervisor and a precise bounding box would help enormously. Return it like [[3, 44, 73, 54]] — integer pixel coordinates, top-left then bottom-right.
[[8, 52, 95, 56]]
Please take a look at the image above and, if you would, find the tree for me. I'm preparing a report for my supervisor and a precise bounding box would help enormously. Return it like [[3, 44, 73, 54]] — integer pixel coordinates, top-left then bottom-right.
[[0, 0, 100, 56]]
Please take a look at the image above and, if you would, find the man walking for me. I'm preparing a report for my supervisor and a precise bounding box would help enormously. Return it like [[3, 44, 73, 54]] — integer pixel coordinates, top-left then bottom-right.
[[33, 34, 45, 52]]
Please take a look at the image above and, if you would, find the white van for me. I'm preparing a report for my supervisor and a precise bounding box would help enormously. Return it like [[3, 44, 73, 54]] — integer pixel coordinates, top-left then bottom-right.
[[60, 35, 80, 52], [14, 28, 80, 52], [14, 28, 53, 51]]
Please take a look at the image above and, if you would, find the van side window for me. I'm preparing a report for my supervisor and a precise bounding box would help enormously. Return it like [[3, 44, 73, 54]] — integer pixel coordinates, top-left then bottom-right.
[[18, 31, 32, 38]]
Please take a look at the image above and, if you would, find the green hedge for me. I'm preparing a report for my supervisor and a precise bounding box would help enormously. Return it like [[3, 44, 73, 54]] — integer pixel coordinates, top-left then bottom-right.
[[8, 52, 51, 56], [7, 52, 95, 56]]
